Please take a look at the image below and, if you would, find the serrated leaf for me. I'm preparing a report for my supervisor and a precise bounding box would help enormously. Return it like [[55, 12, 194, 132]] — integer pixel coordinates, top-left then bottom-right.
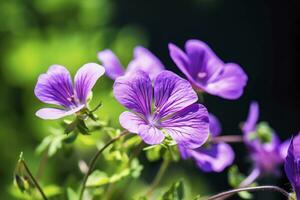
[[48, 135, 65, 157], [86, 170, 110, 187], [160, 180, 184, 200]]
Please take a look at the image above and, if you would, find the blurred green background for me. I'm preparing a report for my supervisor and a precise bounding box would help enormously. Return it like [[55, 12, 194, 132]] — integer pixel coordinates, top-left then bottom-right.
[[0, 0, 299, 199]]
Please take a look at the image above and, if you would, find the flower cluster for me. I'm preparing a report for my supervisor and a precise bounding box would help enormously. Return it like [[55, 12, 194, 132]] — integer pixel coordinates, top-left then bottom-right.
[[25, 39, 298, 200]]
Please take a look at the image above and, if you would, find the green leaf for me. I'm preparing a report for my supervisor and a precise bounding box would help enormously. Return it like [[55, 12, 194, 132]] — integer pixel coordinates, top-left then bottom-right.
[[43, 185, 61, 197], [228, 166, 255, 199], [67, 187, 78, 200], [160, 180, 184, 200], [86, 170, 110, 187], [146, 145, 162, 162], [130, 158, 143, 178], [35, 135, 53, 154], [238, 191, 253, 199], [228, 165, 245, 188], [48, 135, 65, 157]]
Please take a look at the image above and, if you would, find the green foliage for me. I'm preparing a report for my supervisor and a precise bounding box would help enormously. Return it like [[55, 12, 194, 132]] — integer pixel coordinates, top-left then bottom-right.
[[228, 166, 256, 199], [146, 145, 163, 162], [35, 129, 74, 157], [144, 139, 180, 162], [67, 188, 79, 200], [86, 158, 143, 188], [159, 180, 184, 200]]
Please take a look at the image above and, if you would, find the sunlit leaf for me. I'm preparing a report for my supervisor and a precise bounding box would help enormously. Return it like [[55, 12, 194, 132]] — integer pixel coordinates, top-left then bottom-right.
[[67, 187, 78, 200], [86, 170, 110, 187]]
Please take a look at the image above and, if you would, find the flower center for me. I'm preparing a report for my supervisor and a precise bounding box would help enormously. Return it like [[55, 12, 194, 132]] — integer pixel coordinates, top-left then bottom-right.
[[147, 115, 160, 127]]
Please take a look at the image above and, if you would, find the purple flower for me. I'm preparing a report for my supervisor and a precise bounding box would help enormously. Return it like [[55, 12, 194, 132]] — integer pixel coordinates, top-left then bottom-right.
[[168, 39, 248, 99], [113, 70, 209, 148], [35, 63, 105, 120], [98, 46, 165, 81], [242, 102, 286, 173], [285, 133, 300, 199], [179, 114, 234, 172]]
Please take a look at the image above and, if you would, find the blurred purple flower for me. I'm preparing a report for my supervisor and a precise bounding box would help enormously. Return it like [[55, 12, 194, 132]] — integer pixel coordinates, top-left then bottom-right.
[[113, 70, 209, 148], [179, 114, 235, 172], [34, 63, 105, 120], [285, 133, 300, 199], [242, 102, 287, 174], [168, 39, 248, 99], [98, 46, 165, 81]]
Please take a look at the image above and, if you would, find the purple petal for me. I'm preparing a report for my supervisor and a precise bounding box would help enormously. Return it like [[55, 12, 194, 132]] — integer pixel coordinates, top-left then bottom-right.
[[154, 71, 198, 119], [168, 43, 196, 84], [161, 104, 209, 149], [280, 139, 291, 159], [35, 105, 85, 120], [170, 40, 248, 100], [204, 63, 248, 99], [209, 114, 222, 137], [34, 65, 75, 108], [119, 111, 147, 133], [113, 71, 152, 117], [285, 133, 300, 197], [97, 50, 125, 80], [74, 63, 105, 103], [243, 101, 259, 134], [191, 143, 235, 172], [120, 111, 165, 145], [185, 40, 223, 80], [138, 124, 165, 145], [178, 145, 191, 160], [127, 46, 165, 80], [249, 134, 283, 173]]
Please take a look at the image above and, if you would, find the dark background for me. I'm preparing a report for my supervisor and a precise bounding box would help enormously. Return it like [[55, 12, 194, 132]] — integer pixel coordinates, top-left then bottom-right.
[[0, 0, 298, 199]]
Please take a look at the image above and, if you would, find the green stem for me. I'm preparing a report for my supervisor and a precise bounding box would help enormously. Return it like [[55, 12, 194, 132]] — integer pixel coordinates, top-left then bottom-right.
[[205, 186, 290, 200], [146, 158, 170, 196], [21, 160, 48, 200], [78, 130, 128, 200]]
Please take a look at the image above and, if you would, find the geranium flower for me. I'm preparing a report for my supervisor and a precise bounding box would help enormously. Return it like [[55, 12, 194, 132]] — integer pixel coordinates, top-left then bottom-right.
[[113, 70, 209, 148], [34, 63, 105, 120], [179, 114, 234, 172], [168, 39, 247, 99], [285, 133, 300, 199], [242, 102, 287, 174], [98, 46, 164, 81]]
